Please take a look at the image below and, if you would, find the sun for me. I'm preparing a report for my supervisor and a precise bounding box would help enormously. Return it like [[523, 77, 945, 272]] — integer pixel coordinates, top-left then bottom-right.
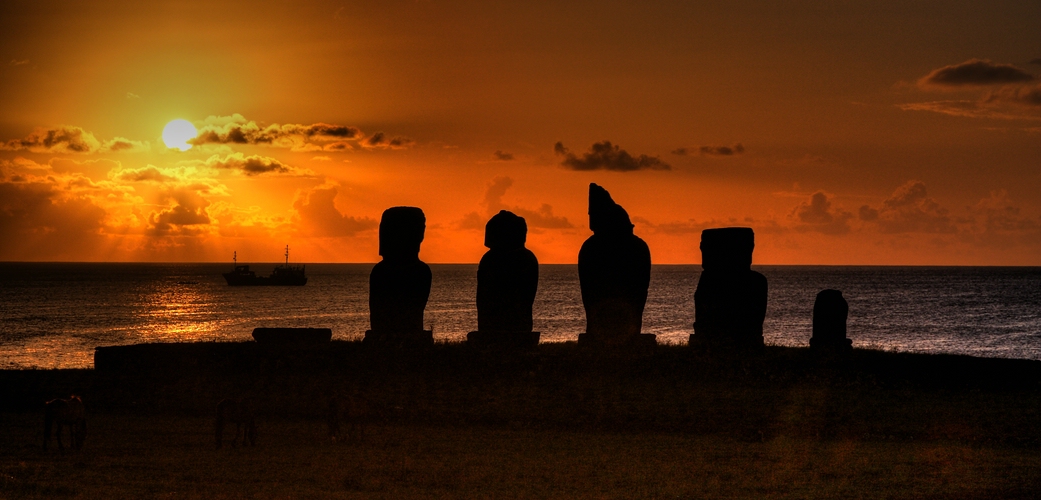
[[162, 119, 198, 151]]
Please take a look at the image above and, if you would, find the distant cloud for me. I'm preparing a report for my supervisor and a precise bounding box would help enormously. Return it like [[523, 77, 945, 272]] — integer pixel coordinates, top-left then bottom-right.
[[919, 59, 1035, 88], [554, 141, 670, 171], [202, 153, 302, 176], [311, 155, 332, 161], [9, 59, 29, 66], [672, 143, 745, 156], [126, 92, 141, 100], [292, 185, 378, 237], [901, 60, 1041, 121], [459, 176, 573, 230], [1031, 58, 1041, 66], [112, 165, 176, 183], [493, 150, 514, 161], [189, 114, 394, 152], [361, 131, 415, 150], [1, 126, 148, 153], [2, 126, 101, 153], [789, 191, 853, 235], [858, 180, 956, 234]]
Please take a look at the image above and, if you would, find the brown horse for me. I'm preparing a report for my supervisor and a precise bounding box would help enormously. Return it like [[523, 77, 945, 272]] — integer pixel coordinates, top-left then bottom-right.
[[215, 398, 257, 449], [44, 396, 86, 451], [327, 393, 370, 443]]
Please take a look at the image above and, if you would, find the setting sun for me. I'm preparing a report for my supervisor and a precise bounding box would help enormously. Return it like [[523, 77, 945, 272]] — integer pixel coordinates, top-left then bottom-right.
[[161, 119, 197, 151]]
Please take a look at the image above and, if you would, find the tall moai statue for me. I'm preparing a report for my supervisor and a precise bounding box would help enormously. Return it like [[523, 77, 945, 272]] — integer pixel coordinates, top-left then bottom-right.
[[467, 210, 540, 348], [365, 206, 433, 347], [577, 183, 654, 347], [810, 289, 852, 351], [690, 227, 768, 348]]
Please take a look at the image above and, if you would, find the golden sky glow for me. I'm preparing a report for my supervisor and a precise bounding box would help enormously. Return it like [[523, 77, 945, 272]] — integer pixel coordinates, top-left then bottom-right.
[[1, 1, 1039, 264]]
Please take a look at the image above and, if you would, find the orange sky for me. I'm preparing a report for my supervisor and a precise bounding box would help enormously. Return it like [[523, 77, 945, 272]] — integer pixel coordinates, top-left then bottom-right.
[[1, 0, 1039, 264]]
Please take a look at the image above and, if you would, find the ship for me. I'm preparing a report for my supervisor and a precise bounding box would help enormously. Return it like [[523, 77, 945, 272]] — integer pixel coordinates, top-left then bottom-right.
[[223, 246, 308, 286]]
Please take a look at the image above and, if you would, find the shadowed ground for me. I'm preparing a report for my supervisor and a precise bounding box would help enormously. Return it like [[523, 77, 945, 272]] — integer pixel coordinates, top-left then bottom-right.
[[2, 343, 1041, 498]]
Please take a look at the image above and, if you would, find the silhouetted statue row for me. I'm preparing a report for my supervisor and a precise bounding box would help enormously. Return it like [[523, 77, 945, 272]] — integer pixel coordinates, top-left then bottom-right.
[[362, 183, 850, 351]]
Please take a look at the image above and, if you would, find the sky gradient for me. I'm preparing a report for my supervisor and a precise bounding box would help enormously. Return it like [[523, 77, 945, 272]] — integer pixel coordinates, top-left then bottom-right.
[[1, 0, 1039, 264]]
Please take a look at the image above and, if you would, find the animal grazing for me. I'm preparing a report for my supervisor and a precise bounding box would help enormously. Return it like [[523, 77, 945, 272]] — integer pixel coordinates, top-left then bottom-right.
[[44, 395, 86, 451], [327, 393, 370, 443], [215, 398, 257, 449]]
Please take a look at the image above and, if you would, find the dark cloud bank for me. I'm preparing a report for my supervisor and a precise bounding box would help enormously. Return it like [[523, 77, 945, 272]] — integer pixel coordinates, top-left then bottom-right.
[[554, 141, 670, 171]]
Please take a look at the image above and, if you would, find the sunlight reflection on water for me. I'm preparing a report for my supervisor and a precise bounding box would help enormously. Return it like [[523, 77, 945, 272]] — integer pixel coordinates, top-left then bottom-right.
[[1, 263, 1039, 368]]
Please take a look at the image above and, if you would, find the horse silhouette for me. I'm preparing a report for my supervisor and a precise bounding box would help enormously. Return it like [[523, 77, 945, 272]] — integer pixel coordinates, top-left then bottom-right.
[[44, 395, 85, 451], [215, 398, 257, 449]]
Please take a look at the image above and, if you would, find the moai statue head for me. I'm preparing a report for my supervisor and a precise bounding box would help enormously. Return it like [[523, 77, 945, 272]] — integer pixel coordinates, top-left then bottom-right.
[[485, 210, 527, 250], [589, 183, 634, 237], [379, 207, 426, 260], [699, 227, 754, 272]]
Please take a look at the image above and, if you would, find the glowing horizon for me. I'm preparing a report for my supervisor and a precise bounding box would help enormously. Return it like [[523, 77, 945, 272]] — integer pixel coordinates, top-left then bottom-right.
[[1, 1, 1039, 265]]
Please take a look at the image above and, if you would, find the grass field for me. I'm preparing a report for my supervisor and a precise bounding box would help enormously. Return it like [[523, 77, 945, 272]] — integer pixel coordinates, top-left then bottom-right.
[[3, 412, 1041, 499], [3, 342, 1041, 498]]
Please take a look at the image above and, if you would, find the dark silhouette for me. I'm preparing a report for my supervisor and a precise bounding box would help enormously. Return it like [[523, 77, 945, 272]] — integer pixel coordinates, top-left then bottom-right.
[[223, 246, 307, 286], [215, 398, 257, 448], [365, 207, 433, 346], [468, 210, 540, 348], [252, 327, 332, 345], [43, 395, 85, 451], [577, 184, 654, 347], [691, 227, 767, 348], [810, 289, 852, 351]]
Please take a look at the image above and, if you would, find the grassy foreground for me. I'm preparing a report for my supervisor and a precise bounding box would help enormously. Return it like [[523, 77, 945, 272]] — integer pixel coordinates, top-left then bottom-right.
[[3, 413, 1041, 499], [3, 342, 1041, 498]]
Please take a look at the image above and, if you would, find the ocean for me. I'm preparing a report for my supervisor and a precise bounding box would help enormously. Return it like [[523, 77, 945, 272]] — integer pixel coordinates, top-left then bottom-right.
[[1, 263, 1039, 369]]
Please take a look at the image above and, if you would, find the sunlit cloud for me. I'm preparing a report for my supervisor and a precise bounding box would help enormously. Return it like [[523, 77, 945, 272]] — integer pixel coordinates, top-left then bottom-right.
[[554, 141, 670, 171], [187, 114, 412, 152], [902, 60, 1041, 121], [200, 152, 314, 177], [1, 126, 149, 153]]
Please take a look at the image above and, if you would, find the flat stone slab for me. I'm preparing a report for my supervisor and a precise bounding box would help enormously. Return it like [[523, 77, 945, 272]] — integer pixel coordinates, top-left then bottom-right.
[[467, 331, 540, 349]]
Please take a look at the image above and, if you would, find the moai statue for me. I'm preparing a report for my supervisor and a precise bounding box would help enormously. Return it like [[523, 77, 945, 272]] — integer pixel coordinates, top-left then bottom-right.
[[810, 289, 852, 351], [365, 207, 433, 347], [468, 210, 540, 348], [577, 183, 654, 347], [690, 227, 768, 349]]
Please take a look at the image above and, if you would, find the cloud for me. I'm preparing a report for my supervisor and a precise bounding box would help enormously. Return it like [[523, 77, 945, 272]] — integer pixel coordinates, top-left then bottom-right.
[[201, 153, 306, 176], [112, 165, 176, 183], [919, 59, 1035, 88], [493, 150, 514, 161], [311, 155, 332, 161], [636, 216, 785, 236], [858, 180, 956, 234], [554, 141, 670, 171], [189, 115, 369, 151], [361, 132, 415, 150], [1, 126, 149, 153], [459, 176, 573, 230], [148, 188, 212, 235], [1032, 58, 1041, 66], [9, 59, 29, 66], [292, 185, 378, 237], [672, 143, 745, 156], [126, 92, 140, 100], [789, 191, 853, 235], [963, 190, 1041, 246], [2, 126, 101, 153]]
